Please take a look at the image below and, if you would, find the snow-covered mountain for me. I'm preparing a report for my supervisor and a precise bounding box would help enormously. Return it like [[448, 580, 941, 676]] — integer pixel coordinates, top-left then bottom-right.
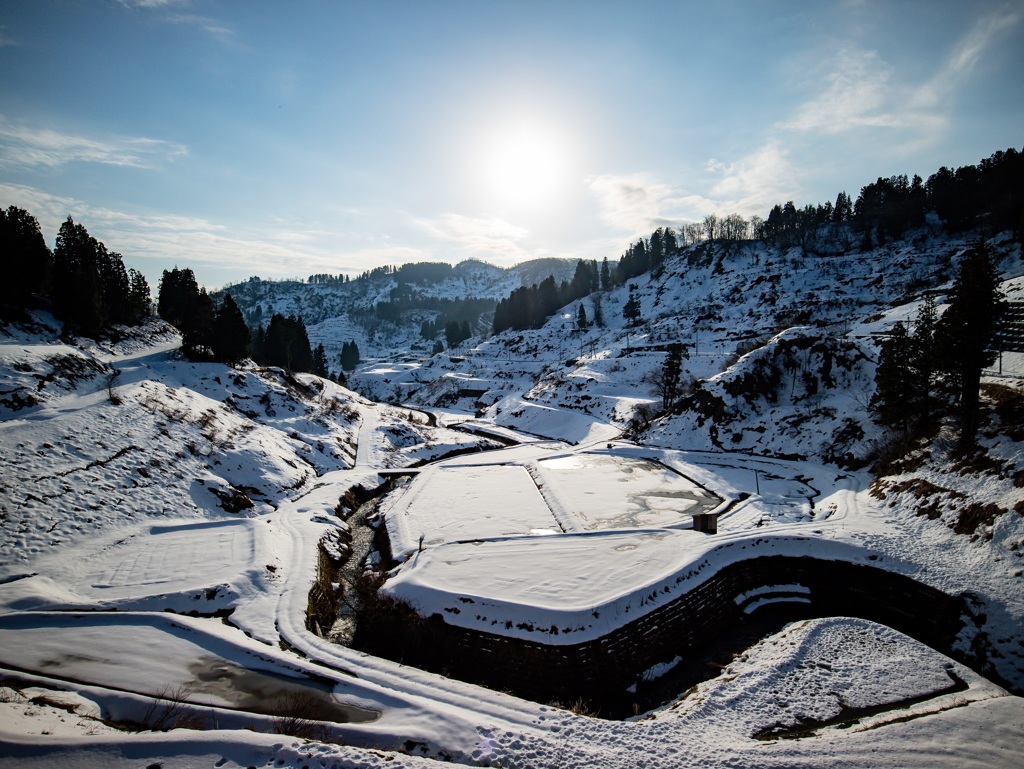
[[219, 257, 581, 364]]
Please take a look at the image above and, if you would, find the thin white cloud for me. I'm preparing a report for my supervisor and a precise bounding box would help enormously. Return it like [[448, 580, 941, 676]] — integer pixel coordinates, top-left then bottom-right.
[[586, 173, 720, 236], [116, 0, 187, 7], [0, 183, 389, 287], [587, 150, 800, 240], [116, 1, 236, 44], [708, 143, 799, 214], [419, 213, 541, 265], [164, 13, 236, 43], [913, 5, 1022, 109], [0, 116, 187, 170], [783, 48, 922, 134], [587, 174, 681, 232], [785, 7, 1020, 139]]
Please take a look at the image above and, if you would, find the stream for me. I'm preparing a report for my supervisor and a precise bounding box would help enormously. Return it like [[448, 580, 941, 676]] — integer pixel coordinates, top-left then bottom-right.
[[327, 493, 385, 645]]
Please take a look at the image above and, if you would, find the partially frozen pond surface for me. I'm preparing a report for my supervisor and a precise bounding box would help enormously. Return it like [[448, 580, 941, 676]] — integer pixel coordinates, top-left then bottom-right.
[[536, 453, 721, 530], [0, 613, 379, 723], [187, 655, 377, 723]]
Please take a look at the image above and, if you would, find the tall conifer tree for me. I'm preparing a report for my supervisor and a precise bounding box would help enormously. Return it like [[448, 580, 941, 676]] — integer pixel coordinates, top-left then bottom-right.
[[935, 241, 1004, 447]]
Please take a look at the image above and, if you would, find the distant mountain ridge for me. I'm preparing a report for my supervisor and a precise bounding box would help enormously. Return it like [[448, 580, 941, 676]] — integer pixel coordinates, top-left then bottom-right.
[[217, 257, 581, 363]]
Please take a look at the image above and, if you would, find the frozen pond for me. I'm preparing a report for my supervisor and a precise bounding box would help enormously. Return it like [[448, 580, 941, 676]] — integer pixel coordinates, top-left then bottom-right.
[[188, 655, 377, 723], [536, 453, 721, 530], [0, 614, 379, 724]]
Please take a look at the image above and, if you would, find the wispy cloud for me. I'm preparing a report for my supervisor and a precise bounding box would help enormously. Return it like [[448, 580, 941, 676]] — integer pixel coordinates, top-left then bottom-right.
[[587, 150, 800, 239], [0, 183, 393, 287], [588, 174, 681, 232], [116, 0, 187, 7], [116, 0, 236, 44], [419, 213, 542, 265], [586, 173, 721, 236], [163, 12, 236, 43], [707, 143, 799, 214], [785, 6, 1020, 139], [0, 116, 187, 170], [782, 47, 926, 134], [913, 5, 1022, 109]]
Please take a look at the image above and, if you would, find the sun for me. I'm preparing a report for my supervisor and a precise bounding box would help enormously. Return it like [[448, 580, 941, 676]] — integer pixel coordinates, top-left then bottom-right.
[[477, 119, 571, 213]]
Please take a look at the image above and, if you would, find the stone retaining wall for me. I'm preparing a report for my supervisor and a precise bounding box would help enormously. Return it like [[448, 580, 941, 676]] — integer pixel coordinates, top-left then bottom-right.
[[354, 555, 966, 712]]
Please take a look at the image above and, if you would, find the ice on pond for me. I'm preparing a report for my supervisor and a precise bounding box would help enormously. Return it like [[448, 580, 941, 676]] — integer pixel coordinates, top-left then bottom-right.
[[536, 453, 721, 530]]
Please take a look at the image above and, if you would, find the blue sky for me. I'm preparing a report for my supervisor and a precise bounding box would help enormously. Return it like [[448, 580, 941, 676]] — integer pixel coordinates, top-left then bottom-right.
[[1, 1, 1021, 290]]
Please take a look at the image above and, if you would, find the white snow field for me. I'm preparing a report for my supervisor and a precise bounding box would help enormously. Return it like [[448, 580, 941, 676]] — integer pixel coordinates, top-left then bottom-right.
[[2, 290, 1024, 768]]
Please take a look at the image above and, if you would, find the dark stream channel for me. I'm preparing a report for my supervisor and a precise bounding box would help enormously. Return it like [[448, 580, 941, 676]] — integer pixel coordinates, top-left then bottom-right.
[[328, 493, 383, 645]]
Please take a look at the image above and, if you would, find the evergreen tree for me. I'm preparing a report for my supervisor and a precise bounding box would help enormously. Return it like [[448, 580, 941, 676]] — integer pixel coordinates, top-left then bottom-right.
[[871, 322, 917, 429], [536, 276, 561, 320], [340, 340, 361, 371], [158, 267, 200, 329], [445, 319, 465, 348], [52, 217, 103, 336], [312, 343, 329, 378], [158, 266, 216, 357], [576, 303, 588, 330], [212, 293, 250, 364], [264, 313, 293, 369], [250, 323, 267, 362], [833, 191, 852, 222], [872, 296, 943, 432], [934, 241, 1004, 447], [656, 343, 685, 411], [570, 259, 595, 300], [289, 315, 313, 373], [649, 228, 665, 273], [616, 240, 649, 283], [663, 228, 679, 260], [97, 245, 132, 325], [492, 297, 510, 334], [623, 292, 642, 326], [600, 257, 612, 290], [1, 206, 52, 311], [258, 313, 313, 372], [126, 269, 152, 323], [183, 288, 215, 358], [909, 295, 939, 422]]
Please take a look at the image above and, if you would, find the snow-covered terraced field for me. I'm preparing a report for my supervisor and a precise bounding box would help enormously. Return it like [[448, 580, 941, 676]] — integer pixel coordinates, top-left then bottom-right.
[[0, 519, 265, 612]]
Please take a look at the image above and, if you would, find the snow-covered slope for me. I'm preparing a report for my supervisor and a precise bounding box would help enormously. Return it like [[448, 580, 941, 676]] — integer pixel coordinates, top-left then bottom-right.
[[352, 228, 1022, 463], [0, 314, 490, 610]]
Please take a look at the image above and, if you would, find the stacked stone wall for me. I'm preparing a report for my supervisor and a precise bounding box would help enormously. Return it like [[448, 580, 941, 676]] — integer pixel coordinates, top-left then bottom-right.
[[354, 556, 966, 710]]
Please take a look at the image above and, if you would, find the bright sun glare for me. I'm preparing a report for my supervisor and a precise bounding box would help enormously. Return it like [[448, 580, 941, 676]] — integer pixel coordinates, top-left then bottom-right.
[[478, 120, 570, 213]]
